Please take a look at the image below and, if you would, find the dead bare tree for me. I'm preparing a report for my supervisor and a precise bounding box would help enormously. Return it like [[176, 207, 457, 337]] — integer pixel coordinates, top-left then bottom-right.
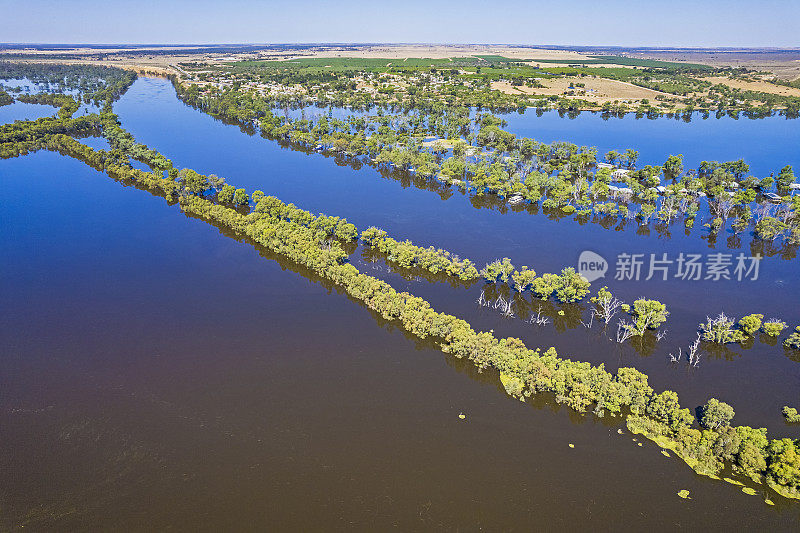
[[679, 197, 690, 215], [491, 294, 515, 318], [592, 291, 623, 325], [616, 320, 635, 343], [529, 306, 550, 326], [778, 204, 795, 225], [688, 333, 702, 367], [493, 294, 505, 310], [572, 177, 588, 205], [700, 312, 738, 344], [659, 196, 679, 222], [753, 202, 776, 224], [500, 298, 515, 318], [710, 199, 734, 227], [476, 290, 488, 307]]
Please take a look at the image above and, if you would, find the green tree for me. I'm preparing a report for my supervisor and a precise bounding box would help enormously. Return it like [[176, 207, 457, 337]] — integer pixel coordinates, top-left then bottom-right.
[[217, 184, 235, 204], [233, 188, 249, 207], [737, 314, 763, 336], [663, 154, 684, 180], [623, 149, 639, 169], [776, 165, 796, 189], [630, 299, 669, 335], [767, 439, 800, 489], [177, 168, 210, 196], [605, 150, 620, 165], [699, 398, 735, 430], [646, 390, 693, 431]]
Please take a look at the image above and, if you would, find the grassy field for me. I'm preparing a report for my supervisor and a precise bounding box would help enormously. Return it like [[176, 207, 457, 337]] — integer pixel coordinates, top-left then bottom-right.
[[472, 55, 519, 62], [231, 56, 493, 74], [230, 54, 714, 78], [520, 56, 714, 70], [589, 56, 714, 70], [526, 58, 609, 65]]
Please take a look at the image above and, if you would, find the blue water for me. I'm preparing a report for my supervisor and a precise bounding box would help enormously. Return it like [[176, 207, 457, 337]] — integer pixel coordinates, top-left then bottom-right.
[[498, 108, 800, 177], [113, 78, 800, 306], [78, 136, 111, 151], [0, 101, 56, 123]]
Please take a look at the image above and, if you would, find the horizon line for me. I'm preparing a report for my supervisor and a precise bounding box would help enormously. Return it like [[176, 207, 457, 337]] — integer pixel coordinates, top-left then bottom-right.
[[2, 42, 800, 51]]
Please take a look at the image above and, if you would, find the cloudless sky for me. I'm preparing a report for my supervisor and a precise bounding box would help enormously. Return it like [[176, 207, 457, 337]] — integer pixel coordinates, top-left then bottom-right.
[[3, 0, 799, 47]]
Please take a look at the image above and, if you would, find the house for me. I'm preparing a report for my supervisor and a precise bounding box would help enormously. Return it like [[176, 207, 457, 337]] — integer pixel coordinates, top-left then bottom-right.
[[612, 169, 630, 180]]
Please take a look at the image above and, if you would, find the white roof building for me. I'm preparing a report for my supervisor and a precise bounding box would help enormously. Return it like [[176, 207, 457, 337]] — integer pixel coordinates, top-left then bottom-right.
[[612, 169, 630, 180]]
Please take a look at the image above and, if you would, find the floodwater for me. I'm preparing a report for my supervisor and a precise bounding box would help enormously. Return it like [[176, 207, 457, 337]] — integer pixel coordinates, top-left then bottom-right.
[[498, 107, 800, 178], [0, 101, 56, 123], [283, 97, 800, 177], [1, 77, 799, 530], [0, 78, 104, 118]]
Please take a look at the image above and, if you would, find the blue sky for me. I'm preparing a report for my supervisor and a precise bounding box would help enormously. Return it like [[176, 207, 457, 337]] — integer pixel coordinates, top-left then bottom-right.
[[4, 0, 799, 47]]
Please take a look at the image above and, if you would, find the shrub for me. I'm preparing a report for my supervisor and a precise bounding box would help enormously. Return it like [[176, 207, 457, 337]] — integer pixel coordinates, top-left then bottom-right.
[[481, 258, 515, 284], [762, 319, 788, 337], [784, 327, 800, 350], [555, 267, 591, 303], [782, 407, 800, 423], [530, 267, 590, 303], [737, 314, 763, 336], [700, 312, 745, 344]]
